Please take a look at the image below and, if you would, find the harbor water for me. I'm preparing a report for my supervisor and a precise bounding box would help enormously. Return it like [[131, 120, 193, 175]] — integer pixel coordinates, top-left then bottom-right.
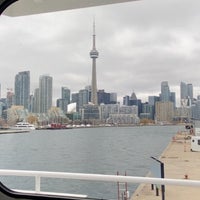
[[0, 125, 183, 199]]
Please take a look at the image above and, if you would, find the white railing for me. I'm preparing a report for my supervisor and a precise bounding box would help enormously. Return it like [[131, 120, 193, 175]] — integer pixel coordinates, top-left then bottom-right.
[[1, 169, 200, 195]]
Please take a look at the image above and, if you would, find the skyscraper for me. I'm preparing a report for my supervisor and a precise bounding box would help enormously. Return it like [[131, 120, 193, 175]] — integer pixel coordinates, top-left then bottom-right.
[[160, 81, 170, 102], [14, 71, 30, 109], [39, 75, 52, 113], [90, 21, 99, 105], [180, 82, 193, 106], [61, 87, 70, 103]]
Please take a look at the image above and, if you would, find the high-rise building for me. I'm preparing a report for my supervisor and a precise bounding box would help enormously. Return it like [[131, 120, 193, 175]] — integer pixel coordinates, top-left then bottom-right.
[[155, 101, 174, 123], [180, 82, 187, 100], [90, 21, 99, 105], [78, 89, 89, 109], [187, 83, 193, 100], [39, 75, 52, 113], [56, 87, 71, 113], [14, 71, 30, 109], [160, 81, 170, 102], [62, 87, 70, 103], [33, 88, 39, 113], [180, 82, 193, 106]]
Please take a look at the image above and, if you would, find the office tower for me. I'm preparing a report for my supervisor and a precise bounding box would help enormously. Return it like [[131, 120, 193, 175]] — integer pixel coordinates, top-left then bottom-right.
[[148, 96, 159, 106], [97, 90, 110, 104], [110, 93, 117, 104], [61, 87, 70, 103], [33, 88, 40, 113], [71, 93, 79, 112], [6, 88, 14, 108], [57, 87, 71, 113], [123, 95, 130, 106], [90, 21, 99, 105], [160, 81, 170, 102], [187, 83, 193, 100], [39, 75, 52, 113], [180, 82, 193, 106], [14, 71, 30, 109], [180, 82, 187, 100], [78, 89, 89, 109]]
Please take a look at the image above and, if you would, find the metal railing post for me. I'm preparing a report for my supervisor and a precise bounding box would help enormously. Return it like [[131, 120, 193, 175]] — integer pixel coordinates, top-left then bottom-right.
[[35, 175, 41, 193]]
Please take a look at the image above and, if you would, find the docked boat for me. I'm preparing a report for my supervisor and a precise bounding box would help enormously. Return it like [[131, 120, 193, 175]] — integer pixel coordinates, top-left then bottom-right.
[[11, 122, 36, 130]]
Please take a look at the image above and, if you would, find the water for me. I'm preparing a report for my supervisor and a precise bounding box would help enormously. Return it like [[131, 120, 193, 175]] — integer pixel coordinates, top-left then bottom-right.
[[0, 125, 183, 199]]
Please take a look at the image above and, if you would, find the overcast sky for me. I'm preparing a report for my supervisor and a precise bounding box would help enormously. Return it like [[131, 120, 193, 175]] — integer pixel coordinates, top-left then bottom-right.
[[1, 0, 200, 106]]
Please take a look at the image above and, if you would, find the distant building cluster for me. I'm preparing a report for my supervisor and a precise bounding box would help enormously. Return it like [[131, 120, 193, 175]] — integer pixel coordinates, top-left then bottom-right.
[[0, 75, 198, 127], [0, 24, 198, 127]]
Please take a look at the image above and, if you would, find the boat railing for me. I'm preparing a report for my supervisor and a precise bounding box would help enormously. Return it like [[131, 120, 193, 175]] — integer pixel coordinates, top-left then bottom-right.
[[1, 169, 200, 197]]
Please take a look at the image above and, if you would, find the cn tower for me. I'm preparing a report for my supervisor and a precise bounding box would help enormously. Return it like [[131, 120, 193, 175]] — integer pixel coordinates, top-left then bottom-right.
[[90, 21, 99, 105]]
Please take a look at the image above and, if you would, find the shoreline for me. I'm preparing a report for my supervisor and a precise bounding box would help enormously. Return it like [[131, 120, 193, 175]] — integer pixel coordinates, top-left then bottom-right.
[[131, 131, 200, 200], [0, 129, 29, 134]]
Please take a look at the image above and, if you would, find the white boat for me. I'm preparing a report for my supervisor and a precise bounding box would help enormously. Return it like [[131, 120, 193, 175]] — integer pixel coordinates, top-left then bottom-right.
[[11, 122, 36, 130]]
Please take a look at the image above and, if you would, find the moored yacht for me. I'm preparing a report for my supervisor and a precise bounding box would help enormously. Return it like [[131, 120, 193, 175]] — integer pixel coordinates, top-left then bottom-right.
[[11, 122, 36, 130]]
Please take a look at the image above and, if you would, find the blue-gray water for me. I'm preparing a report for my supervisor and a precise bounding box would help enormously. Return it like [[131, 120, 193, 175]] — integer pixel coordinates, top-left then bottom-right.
[[0, 125, 183, 199]]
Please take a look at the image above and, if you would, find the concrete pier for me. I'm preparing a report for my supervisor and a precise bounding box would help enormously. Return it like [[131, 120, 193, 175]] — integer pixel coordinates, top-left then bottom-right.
[[131, 132, 200, 200]]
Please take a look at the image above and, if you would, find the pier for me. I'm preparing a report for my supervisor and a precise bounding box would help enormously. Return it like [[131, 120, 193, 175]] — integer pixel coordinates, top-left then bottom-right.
[[131, 132, 200, 200]]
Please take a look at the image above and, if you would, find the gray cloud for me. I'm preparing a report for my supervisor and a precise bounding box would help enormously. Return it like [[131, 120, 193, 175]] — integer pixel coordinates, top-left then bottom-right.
[[1, 0, 200, 105]]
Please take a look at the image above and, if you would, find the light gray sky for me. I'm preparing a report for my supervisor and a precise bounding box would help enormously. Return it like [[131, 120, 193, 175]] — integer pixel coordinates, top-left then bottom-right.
[[1, 0, 200, 106]]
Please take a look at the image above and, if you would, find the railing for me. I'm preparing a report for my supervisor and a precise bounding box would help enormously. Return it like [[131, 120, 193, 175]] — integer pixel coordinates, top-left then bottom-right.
[[1, 169, 200, 196]]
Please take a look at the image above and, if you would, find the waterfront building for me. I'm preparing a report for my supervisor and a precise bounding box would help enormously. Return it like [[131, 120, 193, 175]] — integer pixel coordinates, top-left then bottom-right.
[[108, 113, 140, 125], [120, 105, 138, 115], [14, 71, 30, 110], [155, 101, 174, 123], [80, 104, 100, 123], [174, 106, 192, 122], [141, 103, 154, 120], [99, 104, 120, 121], [90, 21, 99, 105], [39, 75, 53, 113]]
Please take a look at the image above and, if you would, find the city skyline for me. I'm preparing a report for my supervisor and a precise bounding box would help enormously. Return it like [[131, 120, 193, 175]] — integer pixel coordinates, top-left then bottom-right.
[[1, 0, 200, 104], [2, 69, 200, 108]]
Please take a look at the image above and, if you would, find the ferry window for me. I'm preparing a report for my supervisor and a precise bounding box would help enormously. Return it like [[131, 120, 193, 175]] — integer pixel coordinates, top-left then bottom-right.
[[0, 0, 199, 200]]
